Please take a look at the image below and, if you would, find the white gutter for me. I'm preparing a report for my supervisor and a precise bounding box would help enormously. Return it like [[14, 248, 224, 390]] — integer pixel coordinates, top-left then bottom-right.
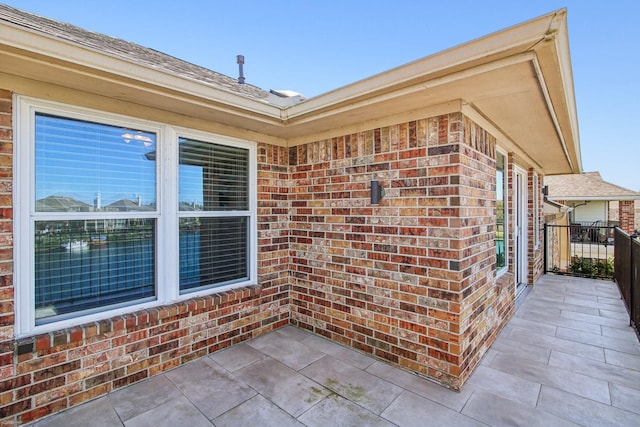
[[286, 9, 567, 118], [530, 55, 574, 173], [283, 52, 538, 125], [0, 21, 283, 121]]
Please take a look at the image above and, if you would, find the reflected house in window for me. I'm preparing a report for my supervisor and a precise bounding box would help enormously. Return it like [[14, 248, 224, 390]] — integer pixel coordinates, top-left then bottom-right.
[[104, 197, 154, 211], [35, 195, 93, 212], [104, 198, 155, 230]]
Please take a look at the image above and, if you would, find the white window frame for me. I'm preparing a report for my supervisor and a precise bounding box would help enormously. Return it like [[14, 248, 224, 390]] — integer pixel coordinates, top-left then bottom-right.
[[496, 148, 509, 276], [14, 96, 257, 337]]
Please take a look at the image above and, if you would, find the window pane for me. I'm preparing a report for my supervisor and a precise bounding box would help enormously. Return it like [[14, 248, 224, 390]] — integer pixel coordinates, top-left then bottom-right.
[[179, 216, 248, 291], [179, 138, 249, 211], [35, 113, 156, 212], [35, 219, 156, 324], [496, 153, 506, 269]]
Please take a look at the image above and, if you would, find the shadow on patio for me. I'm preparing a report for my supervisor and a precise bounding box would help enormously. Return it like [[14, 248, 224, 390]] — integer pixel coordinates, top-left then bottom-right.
[[30, 275, 640, 426]]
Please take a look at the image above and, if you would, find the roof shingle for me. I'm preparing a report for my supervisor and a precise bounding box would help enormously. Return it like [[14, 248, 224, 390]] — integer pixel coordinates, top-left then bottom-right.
[[545, 172, 640, 200], [0, 4, 270, 102]]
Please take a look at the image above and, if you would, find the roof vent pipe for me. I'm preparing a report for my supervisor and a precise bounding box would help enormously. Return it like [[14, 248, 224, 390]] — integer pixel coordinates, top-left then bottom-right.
[[237, 54, 245, 84]]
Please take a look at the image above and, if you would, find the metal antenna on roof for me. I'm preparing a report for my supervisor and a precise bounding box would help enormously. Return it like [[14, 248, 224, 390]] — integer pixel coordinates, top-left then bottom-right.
[[237, 55, 245, 84]]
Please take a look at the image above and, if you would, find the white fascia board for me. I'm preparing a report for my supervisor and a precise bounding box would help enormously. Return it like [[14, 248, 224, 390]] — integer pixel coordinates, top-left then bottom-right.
[[284, 52, 537, 126], [530, 55, 574, 173], [461, 95, 542, 170], [0, 23, 282, 120], [286, 9, 566, 118], [549, 11, 581, 172]]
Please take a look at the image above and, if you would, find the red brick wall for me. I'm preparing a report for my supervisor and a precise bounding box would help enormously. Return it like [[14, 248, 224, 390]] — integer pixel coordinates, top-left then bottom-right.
[[619, 200, 636, 234], [0, 88, 523, 422], [288, 113, 512, 389], [0, 89, 292, 424], [0, 90, 14, 381], [528, 171, 544, 284], [455, 118, 512, 385]]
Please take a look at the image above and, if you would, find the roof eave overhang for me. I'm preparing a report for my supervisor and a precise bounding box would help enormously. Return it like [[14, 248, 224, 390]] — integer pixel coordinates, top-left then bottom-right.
[[0, 22, 280, 117], [0, 8, 581, 174], [281, 9, 581, 175]]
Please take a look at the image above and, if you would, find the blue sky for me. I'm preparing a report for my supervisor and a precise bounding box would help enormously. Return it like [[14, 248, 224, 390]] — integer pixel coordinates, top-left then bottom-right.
[[6, 0, 639, 192]]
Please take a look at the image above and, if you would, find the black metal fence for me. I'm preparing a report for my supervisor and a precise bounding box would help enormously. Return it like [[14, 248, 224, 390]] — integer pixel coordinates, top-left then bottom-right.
[[613, 227, 639, 339], [544, 223, 616, 279]]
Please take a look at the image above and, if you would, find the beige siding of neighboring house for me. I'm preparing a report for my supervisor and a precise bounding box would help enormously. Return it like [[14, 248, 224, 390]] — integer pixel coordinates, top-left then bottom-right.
[[546, 214, 571, 273], [569, 200, 608, 223]]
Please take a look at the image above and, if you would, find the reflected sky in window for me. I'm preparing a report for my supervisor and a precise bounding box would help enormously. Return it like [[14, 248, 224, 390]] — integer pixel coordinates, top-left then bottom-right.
[[35, 113, 157, 210]]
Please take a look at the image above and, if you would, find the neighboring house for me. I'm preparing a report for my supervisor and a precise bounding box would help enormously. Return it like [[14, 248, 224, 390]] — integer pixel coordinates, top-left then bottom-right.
[[35, 195, 93, 212], [0, 5, 581, 424], [545, 172, 640, 233], [104, 198, 154, 212]]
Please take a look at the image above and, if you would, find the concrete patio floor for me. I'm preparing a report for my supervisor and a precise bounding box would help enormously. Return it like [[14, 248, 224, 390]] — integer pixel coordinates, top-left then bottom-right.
[[30, 275, 640, 426]]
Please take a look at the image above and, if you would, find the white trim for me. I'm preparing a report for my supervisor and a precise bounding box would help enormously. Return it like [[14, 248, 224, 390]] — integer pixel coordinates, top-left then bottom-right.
[[173, 126, 258, 297], [495, 148, 508, 277], [14, 94, 30, 335], [14, 96, 257, 337], [0, 23, 281, 120], [530, 56, 575, 173], [514, 166, 529, 286], [159, 125, 177, 303]]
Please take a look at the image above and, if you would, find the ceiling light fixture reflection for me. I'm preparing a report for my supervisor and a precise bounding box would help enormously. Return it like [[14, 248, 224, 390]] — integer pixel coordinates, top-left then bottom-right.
[[121, 132, 153, 147]]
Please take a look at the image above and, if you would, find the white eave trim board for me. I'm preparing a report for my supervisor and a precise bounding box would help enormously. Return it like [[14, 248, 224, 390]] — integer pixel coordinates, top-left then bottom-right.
[[284, 52, 538, 125], [0, 23, 281, 119], [461, 102, 542, 171], [530, 55, 576, 174], [287, 9, 565, 117]]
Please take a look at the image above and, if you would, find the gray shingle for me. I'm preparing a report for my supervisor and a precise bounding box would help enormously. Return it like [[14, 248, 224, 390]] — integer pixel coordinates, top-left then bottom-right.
[[545, 172, 640, 200], [0, 4, 270, 102]]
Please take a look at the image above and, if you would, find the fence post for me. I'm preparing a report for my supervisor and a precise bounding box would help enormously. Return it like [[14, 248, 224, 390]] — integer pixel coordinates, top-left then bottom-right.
[[543, 224, 548, 274], [631, 234, 636, 328]]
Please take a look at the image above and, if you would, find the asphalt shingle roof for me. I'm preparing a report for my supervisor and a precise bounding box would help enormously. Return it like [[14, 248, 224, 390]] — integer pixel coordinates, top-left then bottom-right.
[[545, 172, 640, 200], [0, 4, 271, 102], [35, 195, 92, 211]]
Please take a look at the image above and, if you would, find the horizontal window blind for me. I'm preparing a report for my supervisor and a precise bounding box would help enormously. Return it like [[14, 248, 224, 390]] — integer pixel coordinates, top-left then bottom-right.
[[179, 217, 248, 290], [33, 113, 158, 324], [34, 220, 156, 324], [179, 138, 248, 211], [179, 137, 250, 292], [35, 113, 156, 212]]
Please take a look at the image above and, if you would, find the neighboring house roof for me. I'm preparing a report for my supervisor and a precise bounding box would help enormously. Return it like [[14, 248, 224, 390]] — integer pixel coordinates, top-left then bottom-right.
[[35, 195, 92, 211], [545, 172, 640, 201], [0, 5, 581, 175], [179, 202, 199, 211], [105, 199, 154, 211]]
